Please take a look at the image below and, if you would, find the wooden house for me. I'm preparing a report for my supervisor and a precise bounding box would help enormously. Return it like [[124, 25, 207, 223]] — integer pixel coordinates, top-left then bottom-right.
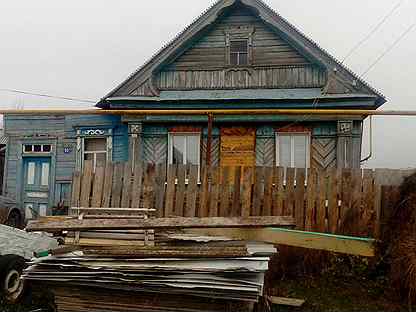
[[2, 0, 385, 217]]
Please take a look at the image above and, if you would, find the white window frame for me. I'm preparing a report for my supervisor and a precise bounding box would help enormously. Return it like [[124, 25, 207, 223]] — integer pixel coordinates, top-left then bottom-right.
[[23, 144, 52, 154], [276, 132, 311, 168], [83, 137, 108, 171], [168, 132, 201, 167], [230, 39, 249, 66]]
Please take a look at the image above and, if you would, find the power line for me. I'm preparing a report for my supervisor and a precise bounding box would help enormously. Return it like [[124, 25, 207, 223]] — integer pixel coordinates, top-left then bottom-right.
[[341, 0, 405, 64], [0, 88, 96, 104], [360, 21, 416, 77]]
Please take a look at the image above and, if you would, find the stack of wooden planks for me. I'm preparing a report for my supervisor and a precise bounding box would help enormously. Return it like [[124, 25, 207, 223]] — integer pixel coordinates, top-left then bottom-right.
[[24, 216, 291, 312]]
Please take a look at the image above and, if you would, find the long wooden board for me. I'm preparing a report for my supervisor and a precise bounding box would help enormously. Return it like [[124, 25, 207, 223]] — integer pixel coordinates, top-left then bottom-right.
[[26, 216, 295, 232], [185, 227, 376, 257]]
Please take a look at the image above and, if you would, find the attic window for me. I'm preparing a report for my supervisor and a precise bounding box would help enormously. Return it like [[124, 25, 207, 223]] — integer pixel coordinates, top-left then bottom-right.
[[230, 40, 248, 65]]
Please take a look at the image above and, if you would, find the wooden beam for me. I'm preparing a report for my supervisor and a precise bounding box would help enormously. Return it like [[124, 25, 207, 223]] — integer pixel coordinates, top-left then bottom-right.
[[184, 228, 376, 257], [26, 216, 295, 232], [81, 246, 250, 258], [268, 296, 305, 307]]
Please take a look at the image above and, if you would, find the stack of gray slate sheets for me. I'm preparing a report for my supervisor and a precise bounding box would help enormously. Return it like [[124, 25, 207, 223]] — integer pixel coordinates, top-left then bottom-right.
[[23, 242, 277, 312]]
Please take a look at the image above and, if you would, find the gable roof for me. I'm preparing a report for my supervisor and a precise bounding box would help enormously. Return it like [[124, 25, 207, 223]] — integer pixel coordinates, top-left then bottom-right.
[[97, 0, 386, 108]]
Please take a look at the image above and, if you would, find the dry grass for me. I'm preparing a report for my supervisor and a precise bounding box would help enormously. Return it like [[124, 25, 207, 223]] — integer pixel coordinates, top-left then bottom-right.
[[388, 173, 416, 308]]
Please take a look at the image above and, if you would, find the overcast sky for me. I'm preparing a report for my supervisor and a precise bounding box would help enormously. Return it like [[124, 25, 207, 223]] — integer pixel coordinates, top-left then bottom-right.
[[1, 0, 415, 168]]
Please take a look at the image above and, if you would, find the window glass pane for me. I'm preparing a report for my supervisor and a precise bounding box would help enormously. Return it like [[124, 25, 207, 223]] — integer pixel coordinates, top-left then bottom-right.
[[278, 136, 291, 168], [39, 204, 47, 217], [24, 145, 32, 153], [230, 40, 248, 53], [84, 153, 94, 161], [25, 204, 34, 220], [172, 136, 185, 164], [293, 135, 308, 168], [186, 136, 200, 165], [230, 53, 238, 66], [239, 53, 248, 65], [27, 162, 36, 185], [96, 153, 107, 167], [85, 138, 106, 152], [41, 162, 50, 186], [34, 145, 42, 152], [43, 145, 51, 152]]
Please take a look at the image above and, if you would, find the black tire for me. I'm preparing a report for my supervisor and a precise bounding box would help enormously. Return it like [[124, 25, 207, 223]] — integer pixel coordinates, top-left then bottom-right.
[[0, 255, 27, 303], [4, 210, 22, 229]]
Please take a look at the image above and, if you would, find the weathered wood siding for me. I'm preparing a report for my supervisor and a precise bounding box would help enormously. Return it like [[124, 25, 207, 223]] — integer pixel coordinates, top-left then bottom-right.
[[165, 5, 311, 70], [3, 115, 128, 208], [157, 66, 326, 90], [140, 4, 327, 94]]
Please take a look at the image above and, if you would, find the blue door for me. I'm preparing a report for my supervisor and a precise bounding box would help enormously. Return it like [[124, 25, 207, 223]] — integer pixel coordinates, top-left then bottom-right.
[[23, 157, 51, 219]]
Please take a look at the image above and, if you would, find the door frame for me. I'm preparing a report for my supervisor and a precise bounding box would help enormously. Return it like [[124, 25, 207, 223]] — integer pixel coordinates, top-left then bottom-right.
[[16, 139, 57, 216]]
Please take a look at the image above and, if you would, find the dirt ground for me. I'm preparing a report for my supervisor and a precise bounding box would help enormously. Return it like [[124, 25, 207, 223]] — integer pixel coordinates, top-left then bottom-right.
[[1, 273, 407, 312], [269, 274, 406, 312]]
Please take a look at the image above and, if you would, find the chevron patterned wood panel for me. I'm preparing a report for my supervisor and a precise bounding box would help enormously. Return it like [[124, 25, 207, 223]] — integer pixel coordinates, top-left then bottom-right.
[[256, 137, 275, 167], [202, 137, 220, 167], [311, 138, 337, 170], [143, 136, 168, 165]]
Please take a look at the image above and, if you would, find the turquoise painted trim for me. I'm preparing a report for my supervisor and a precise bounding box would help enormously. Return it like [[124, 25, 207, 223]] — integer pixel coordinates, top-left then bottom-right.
[[108, 99, 376, 110], [271, 227, 376, 242], [137, 115, 363, 123], [16, 138, 57, 214]]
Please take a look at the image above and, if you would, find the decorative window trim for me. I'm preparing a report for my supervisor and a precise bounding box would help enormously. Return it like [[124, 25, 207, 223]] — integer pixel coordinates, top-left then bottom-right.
[[167, 132, 201, 167], [76, 128, 113, 170], [275, 132, 311, 169], [224, 26, 255, 67], [23, 144, 53, 154]]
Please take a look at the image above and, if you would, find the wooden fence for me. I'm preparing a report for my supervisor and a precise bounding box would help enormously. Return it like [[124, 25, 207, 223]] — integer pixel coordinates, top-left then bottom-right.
[[71, 160, 415, 238]]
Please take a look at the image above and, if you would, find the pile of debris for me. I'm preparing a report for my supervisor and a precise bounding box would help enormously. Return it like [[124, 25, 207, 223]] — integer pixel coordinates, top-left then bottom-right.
[[25, 216, 291, 312]]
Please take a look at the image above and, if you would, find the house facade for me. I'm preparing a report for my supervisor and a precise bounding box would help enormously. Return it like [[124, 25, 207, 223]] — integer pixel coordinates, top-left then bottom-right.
[[2, 0, 385, 217]]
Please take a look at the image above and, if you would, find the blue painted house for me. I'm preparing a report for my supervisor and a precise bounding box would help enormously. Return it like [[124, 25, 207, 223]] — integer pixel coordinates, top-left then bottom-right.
[[2, 0, 385, 218]]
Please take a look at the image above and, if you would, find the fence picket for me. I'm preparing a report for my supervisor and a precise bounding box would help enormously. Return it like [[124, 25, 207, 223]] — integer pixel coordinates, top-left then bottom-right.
[[209, 168, 220, 217], [252, 167, 264, 216], [219, 166, 231, 217], [272, 167, 284, 216], [91, 165, 105, 208], [327, 168, 339, 234], [263, 168, 273, 216], [185, 165, 198, 217], [175, 164, 186, 217], [164, 164, 177, 217], [80, 160, 93, 208], [305, 168, 317, 231], [231, 167, 242, 217], [111, 163, 124, 208], [120, 163, 133, 208], [71, 163, 409, 239], [101, 163, 114, 208], [285, 168, 296, 216], [154, 164, 166, 217]]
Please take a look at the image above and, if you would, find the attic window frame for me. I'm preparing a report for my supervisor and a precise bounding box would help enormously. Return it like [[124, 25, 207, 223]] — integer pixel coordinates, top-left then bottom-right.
[[230, 40, 249, 66], [225, 25, 255, 67]]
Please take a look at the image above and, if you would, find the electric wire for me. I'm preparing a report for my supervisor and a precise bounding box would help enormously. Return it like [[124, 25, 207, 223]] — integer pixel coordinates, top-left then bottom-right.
[[0, 88, 96, 104], [360, 22, 416, 77], [341, 0, 405, 64]]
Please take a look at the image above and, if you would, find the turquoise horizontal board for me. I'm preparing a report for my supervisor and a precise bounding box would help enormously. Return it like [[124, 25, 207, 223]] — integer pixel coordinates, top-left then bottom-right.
[[108, 99, 376, 110]]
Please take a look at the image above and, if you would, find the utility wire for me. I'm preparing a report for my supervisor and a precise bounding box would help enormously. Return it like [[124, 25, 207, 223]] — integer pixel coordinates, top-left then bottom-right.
[[360, 21, 416, 77], [0, 88, 96, 104], [341, 0, 405, 64]]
